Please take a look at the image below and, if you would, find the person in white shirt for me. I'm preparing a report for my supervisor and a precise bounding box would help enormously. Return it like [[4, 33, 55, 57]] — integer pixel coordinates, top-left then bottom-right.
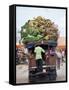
[[56, 50, 62, 69], [34, 45, 45, 72]]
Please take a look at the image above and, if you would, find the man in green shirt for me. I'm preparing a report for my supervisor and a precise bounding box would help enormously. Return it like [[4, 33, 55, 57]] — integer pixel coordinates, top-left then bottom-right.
[[34, 45, 45, 72]]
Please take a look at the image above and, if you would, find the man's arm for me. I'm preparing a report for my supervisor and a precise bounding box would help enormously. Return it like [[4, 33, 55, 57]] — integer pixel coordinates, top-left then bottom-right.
[[34, 48, 36, 53], [41, 48, 45, 53]]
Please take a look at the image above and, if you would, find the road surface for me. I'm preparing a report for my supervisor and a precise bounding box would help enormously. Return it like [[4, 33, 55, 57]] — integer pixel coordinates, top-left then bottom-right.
[[16, 62, 66, 84]]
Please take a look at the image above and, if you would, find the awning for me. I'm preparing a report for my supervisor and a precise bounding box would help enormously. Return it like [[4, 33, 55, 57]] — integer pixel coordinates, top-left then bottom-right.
[[48, 40, 57, 47]]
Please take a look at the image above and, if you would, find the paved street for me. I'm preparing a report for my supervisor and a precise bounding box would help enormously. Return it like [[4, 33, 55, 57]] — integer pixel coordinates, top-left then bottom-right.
[[16, 64, 29, 84], [16, 62, 66, 84], [56, 62, 66, 81]]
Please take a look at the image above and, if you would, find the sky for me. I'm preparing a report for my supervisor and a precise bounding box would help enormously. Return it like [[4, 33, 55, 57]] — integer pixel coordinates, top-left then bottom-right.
[[16, 6, 66, 43]]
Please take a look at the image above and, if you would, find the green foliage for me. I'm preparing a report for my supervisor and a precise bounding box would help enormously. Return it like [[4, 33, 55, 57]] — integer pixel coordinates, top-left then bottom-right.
[[20, 16, 59, 43]]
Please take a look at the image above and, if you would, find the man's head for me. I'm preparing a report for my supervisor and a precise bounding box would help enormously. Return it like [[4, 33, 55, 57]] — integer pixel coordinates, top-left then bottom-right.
[[35, 44, 40, 47]]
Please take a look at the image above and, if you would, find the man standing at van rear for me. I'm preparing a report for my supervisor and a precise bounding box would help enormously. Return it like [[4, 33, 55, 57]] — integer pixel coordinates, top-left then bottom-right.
[[34, 45, 45, 72]]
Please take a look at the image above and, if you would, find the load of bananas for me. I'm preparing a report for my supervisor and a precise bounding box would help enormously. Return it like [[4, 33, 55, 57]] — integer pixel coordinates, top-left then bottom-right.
[[20, 16, 59, 43]]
